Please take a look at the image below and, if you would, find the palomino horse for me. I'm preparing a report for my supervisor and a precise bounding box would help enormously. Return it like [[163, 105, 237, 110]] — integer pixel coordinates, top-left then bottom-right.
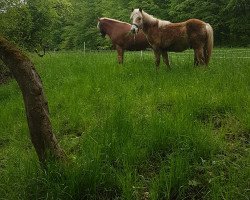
[[97, 17, 150, 64], [130, 8, 214, 70]]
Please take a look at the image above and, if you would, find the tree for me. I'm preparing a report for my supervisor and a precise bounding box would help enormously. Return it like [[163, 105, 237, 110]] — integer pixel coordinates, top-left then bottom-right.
[[0, 36, 66, 165], [222, 0, 250, 45], [0, 1, 33, 47]]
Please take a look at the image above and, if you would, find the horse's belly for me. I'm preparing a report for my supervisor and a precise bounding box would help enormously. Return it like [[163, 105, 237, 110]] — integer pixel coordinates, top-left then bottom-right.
[[126, 42, 149, 51], [162, 32, 189, 52], [167, 44, 189, 52], [167, 40, 189, 52]]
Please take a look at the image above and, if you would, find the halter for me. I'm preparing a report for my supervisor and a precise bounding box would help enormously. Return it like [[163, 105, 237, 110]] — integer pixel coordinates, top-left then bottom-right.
[[130, 11, 143, 29], [130, 23, 139, 43], [132, 23, 140, 29]]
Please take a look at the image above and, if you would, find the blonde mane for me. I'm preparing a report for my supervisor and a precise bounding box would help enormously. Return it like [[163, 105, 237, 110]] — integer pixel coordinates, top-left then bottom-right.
[[158, 19, 171, 28], [131, 9, 171, 28], [142, 11, 171, 28]]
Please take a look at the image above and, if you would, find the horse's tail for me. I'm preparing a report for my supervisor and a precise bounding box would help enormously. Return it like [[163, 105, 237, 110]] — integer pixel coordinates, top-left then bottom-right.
[[204, 23, 213, 65]]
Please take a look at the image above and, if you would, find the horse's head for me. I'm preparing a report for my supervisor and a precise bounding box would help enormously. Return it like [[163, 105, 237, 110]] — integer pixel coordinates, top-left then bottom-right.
[[130, 8, 143, 34], [97, 18, 106, 38]]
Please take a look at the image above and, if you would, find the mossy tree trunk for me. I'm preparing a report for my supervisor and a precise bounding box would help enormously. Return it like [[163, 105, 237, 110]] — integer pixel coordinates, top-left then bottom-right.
[[0, 37, 65, 165]]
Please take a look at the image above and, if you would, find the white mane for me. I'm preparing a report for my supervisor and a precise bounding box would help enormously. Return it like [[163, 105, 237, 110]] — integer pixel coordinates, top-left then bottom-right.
[[158, 19, 171, 28], [131, 9, 171, 28]]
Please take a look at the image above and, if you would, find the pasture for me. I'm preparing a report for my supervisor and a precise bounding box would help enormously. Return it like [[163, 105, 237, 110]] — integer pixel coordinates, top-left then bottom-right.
[[0, 49, 249, 199]]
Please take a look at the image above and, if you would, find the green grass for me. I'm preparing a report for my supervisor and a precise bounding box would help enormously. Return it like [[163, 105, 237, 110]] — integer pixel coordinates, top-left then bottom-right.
[[0, 49, 250, 200]]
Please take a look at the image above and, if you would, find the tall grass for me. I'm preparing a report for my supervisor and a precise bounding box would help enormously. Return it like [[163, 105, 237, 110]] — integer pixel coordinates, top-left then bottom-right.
[[0, 49, 249, 199]]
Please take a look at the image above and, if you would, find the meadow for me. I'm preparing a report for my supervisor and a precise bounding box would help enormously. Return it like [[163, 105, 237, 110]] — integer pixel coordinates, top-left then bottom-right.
[[0, 49, 249, 200]]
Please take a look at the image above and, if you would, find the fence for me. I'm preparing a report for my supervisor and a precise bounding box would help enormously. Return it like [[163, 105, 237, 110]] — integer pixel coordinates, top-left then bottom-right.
[[80, 46, 250, 60]]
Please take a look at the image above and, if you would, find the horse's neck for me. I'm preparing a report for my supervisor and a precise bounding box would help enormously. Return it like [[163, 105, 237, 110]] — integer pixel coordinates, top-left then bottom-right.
[[142, 11, 158, 33], [102, 21, 114, 36], [142, 12, 171, 34], [104, 20, 125, 39]]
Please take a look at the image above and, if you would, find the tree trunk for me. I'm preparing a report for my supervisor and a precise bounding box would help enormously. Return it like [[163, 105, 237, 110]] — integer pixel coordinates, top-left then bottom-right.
[[0, 59, 12, 84], [0, 37, 65, 165]]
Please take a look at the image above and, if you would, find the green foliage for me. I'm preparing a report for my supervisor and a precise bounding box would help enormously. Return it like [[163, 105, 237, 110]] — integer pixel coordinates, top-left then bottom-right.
[[0, 49, 249, 199], [222, 0, 250, 45], [0, 0, 72, 50], [0, 0, 249, 49], [0, 1, 33, 47]]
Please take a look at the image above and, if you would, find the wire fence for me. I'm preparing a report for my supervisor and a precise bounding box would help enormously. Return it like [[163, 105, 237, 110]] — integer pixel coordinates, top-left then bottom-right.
[[79, 47, 250, 60]]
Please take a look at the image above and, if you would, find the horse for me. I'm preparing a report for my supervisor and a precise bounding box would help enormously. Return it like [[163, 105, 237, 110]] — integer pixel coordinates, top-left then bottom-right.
[[97, 17, 150, 64], [130, 8, 214, 70]]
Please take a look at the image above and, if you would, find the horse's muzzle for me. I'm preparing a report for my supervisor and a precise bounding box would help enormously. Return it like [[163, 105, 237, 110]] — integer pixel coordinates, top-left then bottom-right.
[[99, 32, 106, 38], [130, 24, 139, 34]]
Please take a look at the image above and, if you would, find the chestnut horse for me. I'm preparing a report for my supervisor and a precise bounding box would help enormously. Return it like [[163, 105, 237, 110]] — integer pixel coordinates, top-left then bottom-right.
[[130, 8, 214, 70], [97, 17, 150, 64]]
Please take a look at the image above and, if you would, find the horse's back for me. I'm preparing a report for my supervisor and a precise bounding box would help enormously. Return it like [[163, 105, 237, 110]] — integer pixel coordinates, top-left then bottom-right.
[[158, 19, 207, 51], [157, 22, 189, 51], [186, 19, 207, 32]]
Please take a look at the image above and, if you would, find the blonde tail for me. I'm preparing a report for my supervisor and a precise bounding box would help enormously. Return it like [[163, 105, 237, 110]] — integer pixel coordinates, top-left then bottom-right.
[[204, 23, 214, 65]]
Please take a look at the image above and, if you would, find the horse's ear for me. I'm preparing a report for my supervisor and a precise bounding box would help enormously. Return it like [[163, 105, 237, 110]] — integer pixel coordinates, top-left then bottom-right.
[[139, 7, 142, 12]]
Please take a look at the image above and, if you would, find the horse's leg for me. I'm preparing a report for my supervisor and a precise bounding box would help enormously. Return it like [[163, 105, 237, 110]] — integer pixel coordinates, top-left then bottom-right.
[[162, 51, 171, 70], [116, 45, 124, 64], [194, 47, 205, 66], [154, 50, 161, 70]]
